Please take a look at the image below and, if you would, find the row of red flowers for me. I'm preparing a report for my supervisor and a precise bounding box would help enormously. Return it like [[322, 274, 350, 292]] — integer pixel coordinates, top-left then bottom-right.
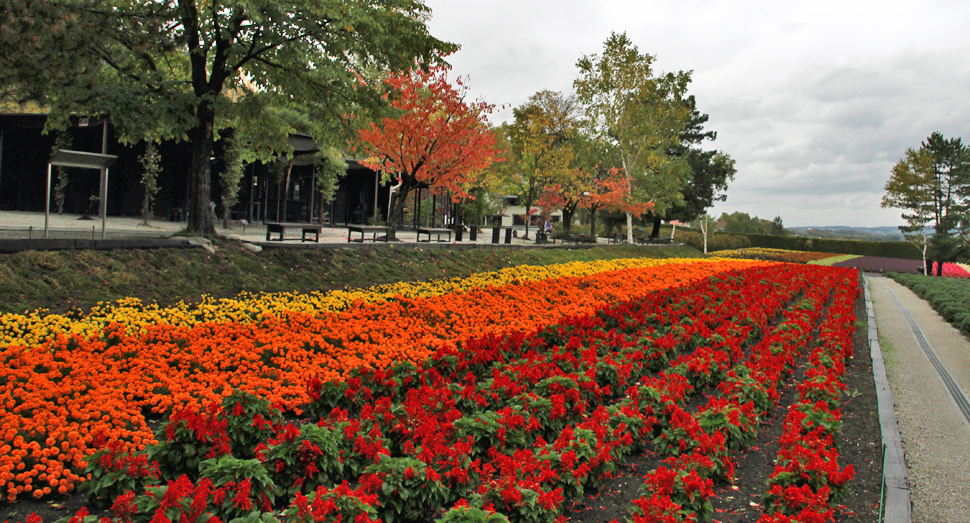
[[626, 262, 859, 522], [757, 276, 858, 522]]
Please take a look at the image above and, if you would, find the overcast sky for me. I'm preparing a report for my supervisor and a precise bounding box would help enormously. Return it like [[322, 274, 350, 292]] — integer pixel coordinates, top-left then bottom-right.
[[422, 0, 970, 227]]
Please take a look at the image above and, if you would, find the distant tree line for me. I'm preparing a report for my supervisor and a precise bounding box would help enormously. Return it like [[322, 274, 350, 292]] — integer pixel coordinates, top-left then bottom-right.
[[717, 211, 788, 236]]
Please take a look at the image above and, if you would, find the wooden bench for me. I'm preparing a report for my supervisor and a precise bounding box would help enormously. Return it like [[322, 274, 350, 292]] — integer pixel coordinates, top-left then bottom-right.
[[633, 236, 673, 245], [416, 227, 452, 242], [347, 225, 391, 243], [567, 234, 597, 244], [265, 222, 323, 242]]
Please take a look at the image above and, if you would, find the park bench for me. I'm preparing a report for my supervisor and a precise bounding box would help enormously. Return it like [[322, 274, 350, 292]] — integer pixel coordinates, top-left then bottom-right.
[[264, 222, 323, 242], [416, 227, 452, 243], [567, 233, 597, 244], [634, 236, 674, 245], [347, 225, 391, 243]]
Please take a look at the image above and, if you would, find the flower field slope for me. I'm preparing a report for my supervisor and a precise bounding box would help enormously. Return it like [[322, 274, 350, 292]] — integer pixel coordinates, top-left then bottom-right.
[[0, 259, 759, 503], [0, 259, 871, 523]]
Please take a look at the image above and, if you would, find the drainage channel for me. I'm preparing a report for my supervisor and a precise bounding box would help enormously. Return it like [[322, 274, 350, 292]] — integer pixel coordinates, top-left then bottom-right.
[[876, 278, 970, 428]]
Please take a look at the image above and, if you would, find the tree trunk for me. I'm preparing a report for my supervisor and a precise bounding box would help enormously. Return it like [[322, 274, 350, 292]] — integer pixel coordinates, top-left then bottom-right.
[[186, 100, 216, 234], [523, 205, 532, 240], [281, 160, 293, 223], [386, 182, 412, 241], [589, 207, 598, 237], [650, 216, 662, 238], [562, 209, 574, 234], [626, 212, 633, 243], [700, 217, 709, 254]]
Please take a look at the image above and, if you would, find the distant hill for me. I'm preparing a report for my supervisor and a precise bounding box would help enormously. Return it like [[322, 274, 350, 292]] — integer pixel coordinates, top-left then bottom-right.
[[788, 226, 905, 242]]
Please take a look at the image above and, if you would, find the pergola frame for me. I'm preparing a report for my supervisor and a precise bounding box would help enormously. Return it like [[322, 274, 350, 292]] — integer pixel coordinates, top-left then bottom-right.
[[46, 149, 117, 239]]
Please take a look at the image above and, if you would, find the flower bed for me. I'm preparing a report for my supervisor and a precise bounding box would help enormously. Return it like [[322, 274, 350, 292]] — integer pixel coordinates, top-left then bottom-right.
[[0, 259, 758, 502], [832, 256, 922, 273], [932, 261, 970, 278], [2, 261, 861, 523], [707, 248, 838, 264]]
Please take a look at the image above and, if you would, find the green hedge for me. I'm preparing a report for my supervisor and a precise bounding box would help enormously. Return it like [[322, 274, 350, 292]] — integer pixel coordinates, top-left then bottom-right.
[[636, 225, 922, 259], [671, 228, 752, 252], [889, 273, 970, 335], [742, 234, 922, 259]]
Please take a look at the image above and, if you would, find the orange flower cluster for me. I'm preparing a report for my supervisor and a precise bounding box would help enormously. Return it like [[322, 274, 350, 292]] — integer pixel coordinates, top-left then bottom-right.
[[0, 259, 767, 501]]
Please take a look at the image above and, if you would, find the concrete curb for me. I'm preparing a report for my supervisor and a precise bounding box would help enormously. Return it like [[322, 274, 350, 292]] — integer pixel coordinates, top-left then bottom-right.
[[864, 275, 912, 523]]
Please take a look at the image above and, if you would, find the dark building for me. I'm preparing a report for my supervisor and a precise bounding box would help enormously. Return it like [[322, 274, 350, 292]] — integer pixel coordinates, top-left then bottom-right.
[[0, 114, 394, 226]]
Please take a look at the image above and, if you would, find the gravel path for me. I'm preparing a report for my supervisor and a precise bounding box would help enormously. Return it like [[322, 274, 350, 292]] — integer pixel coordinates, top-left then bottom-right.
[[868, 274, 970, 522]]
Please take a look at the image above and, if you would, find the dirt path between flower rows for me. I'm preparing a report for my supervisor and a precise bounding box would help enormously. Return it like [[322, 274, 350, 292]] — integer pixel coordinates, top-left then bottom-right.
[[867, 275, 970, 522]]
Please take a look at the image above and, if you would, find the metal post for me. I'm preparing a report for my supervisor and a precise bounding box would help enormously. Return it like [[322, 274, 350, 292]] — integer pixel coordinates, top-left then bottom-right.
[[45, 164, 52, 238], [0, 125, 5, 197], [99, 119, 108, 227], [373, 170, 379, 223], [101, 168, 108, 239]]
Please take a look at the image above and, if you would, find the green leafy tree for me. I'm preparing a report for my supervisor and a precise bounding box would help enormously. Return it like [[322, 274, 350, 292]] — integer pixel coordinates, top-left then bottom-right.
[[1, 0, 456, 234], [921, 132, 970, 265], [883, 147, 936, 274], [574, 31, 693, 243], [765, 215, 787, 236], [652, 96, 736, 237], [718, 212, 786, 236], [501, 90, 578, 239]]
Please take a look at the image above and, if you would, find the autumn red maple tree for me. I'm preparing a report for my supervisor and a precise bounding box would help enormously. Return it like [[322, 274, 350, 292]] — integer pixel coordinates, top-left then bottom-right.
[[357, 65, 500, 240]]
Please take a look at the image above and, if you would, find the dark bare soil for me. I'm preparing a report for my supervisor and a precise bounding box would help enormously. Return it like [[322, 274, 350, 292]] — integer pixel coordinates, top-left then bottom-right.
[[0, 279, 884, 523]]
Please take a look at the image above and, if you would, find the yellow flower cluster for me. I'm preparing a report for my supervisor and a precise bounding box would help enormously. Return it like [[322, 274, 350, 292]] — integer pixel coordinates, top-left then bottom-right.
[[0, 257, 727, 351]]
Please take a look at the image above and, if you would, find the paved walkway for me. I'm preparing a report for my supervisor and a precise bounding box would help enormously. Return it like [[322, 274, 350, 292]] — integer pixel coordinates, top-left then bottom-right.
[[867, 274, 970, 522], [0, 210, 559, 247]]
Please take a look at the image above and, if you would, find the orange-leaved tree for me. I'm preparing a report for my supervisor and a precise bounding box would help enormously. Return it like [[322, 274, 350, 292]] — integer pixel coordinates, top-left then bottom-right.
[[357, 65, 501, 240], [581, 167, 651, 237]]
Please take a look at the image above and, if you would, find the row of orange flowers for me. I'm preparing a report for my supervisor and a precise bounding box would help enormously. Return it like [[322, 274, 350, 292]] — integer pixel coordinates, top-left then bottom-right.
[[0, 257, 704, 351], [0, 259, 767, 502]]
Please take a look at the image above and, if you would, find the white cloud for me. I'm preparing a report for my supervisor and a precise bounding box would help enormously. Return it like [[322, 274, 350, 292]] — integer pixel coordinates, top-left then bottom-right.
[[423, 0, 970, 227]]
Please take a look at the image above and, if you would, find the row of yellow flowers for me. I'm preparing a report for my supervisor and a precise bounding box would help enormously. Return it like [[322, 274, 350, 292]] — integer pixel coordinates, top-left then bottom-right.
[[2, 257, 715, 352], [0, 258, 767, 501]]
